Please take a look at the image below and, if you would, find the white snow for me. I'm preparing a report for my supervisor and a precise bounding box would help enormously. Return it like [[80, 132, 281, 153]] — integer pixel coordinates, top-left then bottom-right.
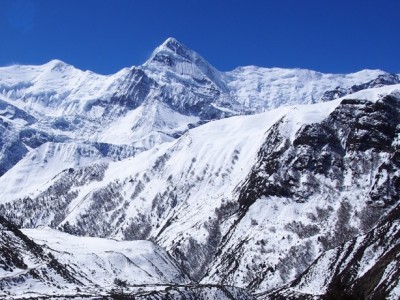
[[225, 66, 386, 111], [22, 227, 187, 285], [0, 142, 107, 201]]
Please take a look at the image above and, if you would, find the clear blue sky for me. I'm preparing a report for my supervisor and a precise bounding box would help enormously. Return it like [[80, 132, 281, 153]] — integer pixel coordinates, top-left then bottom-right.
[[1, 0, 399, 75]]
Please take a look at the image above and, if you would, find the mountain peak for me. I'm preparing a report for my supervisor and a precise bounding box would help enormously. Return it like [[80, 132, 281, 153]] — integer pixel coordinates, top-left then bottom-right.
[[46, 59, 68, 67], [161, 37, 181, 48], [44, 59, 73, 72], [144, 37, 227, 91], [145, 37, 194, 67], [159, 37, 190, 56]]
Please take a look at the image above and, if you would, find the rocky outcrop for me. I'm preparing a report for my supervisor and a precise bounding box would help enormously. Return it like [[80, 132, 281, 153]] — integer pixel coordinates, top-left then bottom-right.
[[321, 74, 400, 101]]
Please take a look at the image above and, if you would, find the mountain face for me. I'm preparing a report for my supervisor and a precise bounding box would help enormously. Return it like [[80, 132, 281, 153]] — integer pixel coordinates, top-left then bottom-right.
[[202, 90, 400, 293], [0, 38, 399, 299]]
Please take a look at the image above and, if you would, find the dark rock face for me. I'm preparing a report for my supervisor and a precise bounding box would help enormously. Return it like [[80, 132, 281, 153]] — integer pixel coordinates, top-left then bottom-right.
[[172, 218, 222, 282], [321, 87, 348, 102], [239, 95, 400, 207]]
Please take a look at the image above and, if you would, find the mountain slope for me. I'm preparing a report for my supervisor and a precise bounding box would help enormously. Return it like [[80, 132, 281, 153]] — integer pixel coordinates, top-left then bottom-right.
[[0, 215, 83, 299], [0, 215, 190, 299], [202, 86, 400, 292], [264, 203, 400, 300], [1, 85, 399, 297]]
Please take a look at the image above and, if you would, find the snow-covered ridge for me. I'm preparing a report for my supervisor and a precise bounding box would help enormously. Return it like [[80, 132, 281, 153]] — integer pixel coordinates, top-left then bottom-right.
[[0, 59, 130, 115], [0, 38, 394, 119]]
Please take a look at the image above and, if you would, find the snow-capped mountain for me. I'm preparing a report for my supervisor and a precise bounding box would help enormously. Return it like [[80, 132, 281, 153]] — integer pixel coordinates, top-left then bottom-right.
[[0, 38, 399, 299], [1, 38, 397, 176]]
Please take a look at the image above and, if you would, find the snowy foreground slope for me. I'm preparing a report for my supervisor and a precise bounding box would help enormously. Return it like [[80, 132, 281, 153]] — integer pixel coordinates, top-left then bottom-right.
[[1, 38, 400, 299], [0, 216, 253, 299]]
